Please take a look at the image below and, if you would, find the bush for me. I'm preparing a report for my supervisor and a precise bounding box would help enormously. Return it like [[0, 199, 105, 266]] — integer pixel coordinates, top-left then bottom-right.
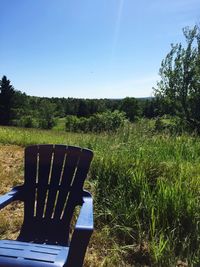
[[65, 111, 128, 133], [20, 116, 37, 128], [38, 118, 55, 129], [154, 116, 193, 135], [11, 116, 38, 128]]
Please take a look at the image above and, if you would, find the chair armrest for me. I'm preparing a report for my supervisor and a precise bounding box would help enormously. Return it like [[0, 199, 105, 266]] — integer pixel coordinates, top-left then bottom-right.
[[75, 191, 93, 231], [66, 191, 93, 267], [0, 186, 24, 210]]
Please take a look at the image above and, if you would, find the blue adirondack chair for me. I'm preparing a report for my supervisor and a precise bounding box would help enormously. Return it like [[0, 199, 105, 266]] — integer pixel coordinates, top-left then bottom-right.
[[0, 144, 94, 267]]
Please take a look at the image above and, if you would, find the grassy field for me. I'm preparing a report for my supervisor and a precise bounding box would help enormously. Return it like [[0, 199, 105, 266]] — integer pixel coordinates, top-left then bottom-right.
[[0, 122, 199, 266]]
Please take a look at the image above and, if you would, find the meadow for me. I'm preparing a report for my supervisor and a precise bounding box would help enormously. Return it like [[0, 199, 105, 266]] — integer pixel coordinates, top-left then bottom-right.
[[0, 121, 199, 266]]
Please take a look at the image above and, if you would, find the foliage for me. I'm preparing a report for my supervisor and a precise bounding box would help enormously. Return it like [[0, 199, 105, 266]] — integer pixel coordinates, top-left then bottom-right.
[[119, 97, 141, 121], [0, 76, 15, 125], [65, 111, 128, 133], [154, 116, 193, 135], [154, 25, 200, 132], [52, 118, 66, 131], [38, 100, 56, 129], [19, 116, 38, 128], [0, 76, 159, 129]]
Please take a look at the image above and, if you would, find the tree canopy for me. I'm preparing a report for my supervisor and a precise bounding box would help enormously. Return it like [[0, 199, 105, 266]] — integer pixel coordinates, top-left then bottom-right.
[[154, 25, 200, 131]]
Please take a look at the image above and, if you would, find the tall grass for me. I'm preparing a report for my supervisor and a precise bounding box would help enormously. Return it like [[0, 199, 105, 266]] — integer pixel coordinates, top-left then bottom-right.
[[0, 122, 199, 266]]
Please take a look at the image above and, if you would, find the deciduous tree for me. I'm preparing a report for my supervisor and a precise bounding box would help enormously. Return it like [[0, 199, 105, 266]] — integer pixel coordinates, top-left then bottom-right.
[[154, 25, 200, 131]]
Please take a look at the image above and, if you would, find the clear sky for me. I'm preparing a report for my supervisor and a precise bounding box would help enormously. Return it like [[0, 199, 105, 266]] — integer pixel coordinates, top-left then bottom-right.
[[0, 0, 199, 98]]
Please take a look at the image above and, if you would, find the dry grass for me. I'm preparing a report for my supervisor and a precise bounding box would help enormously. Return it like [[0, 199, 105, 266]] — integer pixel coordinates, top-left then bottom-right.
[[0, 145, 24, 240]]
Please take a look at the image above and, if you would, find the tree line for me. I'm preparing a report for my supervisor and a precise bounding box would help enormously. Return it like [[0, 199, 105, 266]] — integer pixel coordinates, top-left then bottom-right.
[[0, 75, 157, 129]]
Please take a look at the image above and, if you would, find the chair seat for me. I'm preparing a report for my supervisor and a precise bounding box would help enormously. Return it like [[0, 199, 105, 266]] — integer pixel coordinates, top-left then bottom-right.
[[0, 240, 69, 267]]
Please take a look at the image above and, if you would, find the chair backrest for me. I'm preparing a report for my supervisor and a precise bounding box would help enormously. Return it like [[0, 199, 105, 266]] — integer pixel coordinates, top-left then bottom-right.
[[18, 145, 93, 245]]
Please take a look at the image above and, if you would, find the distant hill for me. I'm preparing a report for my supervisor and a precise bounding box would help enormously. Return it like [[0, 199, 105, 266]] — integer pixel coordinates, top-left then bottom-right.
[[137, 97, 154, 101], [108, 97, 154, 101]]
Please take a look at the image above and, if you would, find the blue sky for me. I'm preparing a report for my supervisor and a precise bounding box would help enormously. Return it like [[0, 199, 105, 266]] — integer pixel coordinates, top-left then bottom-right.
[[0, 0, 199, 98]]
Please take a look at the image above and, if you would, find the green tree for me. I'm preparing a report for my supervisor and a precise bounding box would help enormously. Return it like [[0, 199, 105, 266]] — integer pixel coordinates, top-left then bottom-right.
[[38, 99, 56, 129], [120, 97, 140, 122], [0, 76, 15, 125], [154, 25, 200, 131], [77, 99, 90, 117], [11, 91, 29, 121]]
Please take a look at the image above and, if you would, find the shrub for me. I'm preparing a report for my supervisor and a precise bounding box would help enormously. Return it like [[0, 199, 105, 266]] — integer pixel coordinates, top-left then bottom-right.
[[65, 111, 128, 133], [38, 118, 55, 129], [11, 116, 38, 128], [20, 115, 37, 128], [154, 116, 193, 135]]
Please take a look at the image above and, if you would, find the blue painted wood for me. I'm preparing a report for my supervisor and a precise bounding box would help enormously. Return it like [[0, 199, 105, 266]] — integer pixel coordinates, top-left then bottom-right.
[[0, 144, 94, 267]]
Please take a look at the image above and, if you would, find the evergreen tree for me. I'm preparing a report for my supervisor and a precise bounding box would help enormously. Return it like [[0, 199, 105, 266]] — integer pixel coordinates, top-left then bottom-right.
[[0, 76, 15, 125]]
